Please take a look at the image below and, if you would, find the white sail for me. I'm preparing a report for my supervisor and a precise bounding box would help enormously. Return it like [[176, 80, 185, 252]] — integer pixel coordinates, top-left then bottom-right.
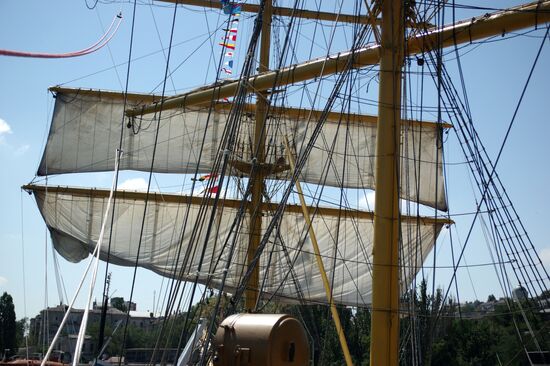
[[38, 88, 448, 210], [29, 185, 447, 307]]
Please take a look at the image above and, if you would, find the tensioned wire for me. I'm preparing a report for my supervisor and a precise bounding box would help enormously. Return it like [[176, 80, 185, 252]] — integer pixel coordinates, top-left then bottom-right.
[[403, 9, 426, 363], [440, 26, 550, 308], [56, 30, 220, 88], [142, 5, 230, 359], [54, 0, 536, 360], [76, 0, 548, 360], [416, 0, 548, 322], [198, 0, 336, 314], [209, 0, 374, 312], [183, 4, 281, 362], [35, 7, 239, 352], [422, 38, 536, 354], [142, 10, 249, 365], [211, 0, 432, 322], [248, 0, 365, 310], [226, 20, 374, 315], [169, 53, 258, 361], [93, 73, 132, 366], [415, 20, 550, 354], [142, 1, 286, 360], [94, 0, 140, 357], [263, 2, 382, 316], [116, 1, 182, 363], [178, 4, 376, 358]]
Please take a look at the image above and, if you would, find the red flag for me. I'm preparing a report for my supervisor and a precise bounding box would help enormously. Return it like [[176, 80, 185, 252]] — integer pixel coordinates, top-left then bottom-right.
[[202, 185, 219, 194]]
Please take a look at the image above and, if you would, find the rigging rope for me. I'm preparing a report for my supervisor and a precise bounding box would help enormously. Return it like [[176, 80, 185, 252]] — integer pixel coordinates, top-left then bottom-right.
[[146, 9, 250, 365], [117, 0, 180, 363], [407, 20, 550, 357], [436, 24, 550, 315], [226, 22, 372, 317], [39, 205, 109, 366], [97, 0, 139, 357], [72, 150, 122, 366], [0, 13, 123, 58]]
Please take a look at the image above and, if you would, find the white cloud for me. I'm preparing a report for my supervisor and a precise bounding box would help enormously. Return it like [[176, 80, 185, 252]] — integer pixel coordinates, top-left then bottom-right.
[[119, 178, 149, 191], [0, 276, 8, 287], [0, 119, 29, 155], [0, 118, 11, 136], [0, 118, 12, 144], [540, 248, 550, 268]]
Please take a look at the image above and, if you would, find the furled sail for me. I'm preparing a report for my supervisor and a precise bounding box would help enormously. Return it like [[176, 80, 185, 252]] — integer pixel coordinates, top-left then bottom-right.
[[38, 88, 448, 210], [26, 184, 449, 307]]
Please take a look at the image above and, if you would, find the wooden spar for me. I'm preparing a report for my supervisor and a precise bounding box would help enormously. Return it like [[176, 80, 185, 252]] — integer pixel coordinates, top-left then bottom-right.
[[126, 0, 550, 117], [49, 86, 452, 129], [21, 184, 453, 226], [156, 0, 432, 29], [245, 0, 272, 311], [157, 0, 379, 26], [283, 136, 354, 366], [369, 0, 403, 364]]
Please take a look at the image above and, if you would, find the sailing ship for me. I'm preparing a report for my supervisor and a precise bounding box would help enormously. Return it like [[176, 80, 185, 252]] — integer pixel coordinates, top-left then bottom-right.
[[21, 0, 550, 364]]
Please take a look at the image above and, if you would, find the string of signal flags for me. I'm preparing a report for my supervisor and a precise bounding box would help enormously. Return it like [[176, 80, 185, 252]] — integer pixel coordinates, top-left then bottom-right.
[[192, 0, 244, 195], [218, 0, 242, 80]]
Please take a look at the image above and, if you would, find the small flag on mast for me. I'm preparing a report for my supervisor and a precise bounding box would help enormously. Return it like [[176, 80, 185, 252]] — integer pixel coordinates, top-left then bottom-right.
[[223, 3, 242, 15], [219, 42, 236, 50], [191, 173, 218, 182]]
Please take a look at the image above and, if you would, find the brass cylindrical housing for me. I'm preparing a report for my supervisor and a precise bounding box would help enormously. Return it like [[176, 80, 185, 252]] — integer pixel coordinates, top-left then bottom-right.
[[213, 313, 309, 366]]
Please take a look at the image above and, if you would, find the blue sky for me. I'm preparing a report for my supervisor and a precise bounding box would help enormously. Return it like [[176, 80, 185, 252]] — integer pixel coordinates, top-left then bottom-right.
[[1, 0, 549, 321]]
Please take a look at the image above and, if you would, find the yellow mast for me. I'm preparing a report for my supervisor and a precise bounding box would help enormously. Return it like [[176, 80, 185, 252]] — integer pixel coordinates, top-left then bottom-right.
[[245, 0, 272, 311], [121, 0, 550, 362], [369, 0, 403, 364]]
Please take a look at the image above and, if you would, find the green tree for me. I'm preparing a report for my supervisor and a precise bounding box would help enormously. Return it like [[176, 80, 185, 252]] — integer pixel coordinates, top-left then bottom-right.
[[110, 297, 127, 312], [431, 319, 500, 365], [281, 304, 369, 365], [16, 318, 28, 349], [415, 280, 443, 365], [348, 307, 370, 365], [0, 292, 17, 358]]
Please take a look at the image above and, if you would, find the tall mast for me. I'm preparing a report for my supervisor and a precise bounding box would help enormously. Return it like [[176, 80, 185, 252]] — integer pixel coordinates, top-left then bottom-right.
[[370, 0, 404, 364], [245, 0, 272, 311], [125, 0, 550, 358]]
